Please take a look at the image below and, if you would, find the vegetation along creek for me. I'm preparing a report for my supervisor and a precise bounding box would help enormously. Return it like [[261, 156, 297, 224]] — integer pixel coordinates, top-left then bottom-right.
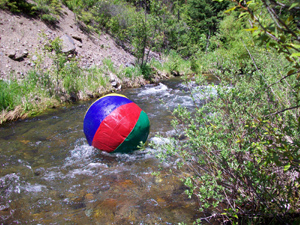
[[1, 0, 300, 224]]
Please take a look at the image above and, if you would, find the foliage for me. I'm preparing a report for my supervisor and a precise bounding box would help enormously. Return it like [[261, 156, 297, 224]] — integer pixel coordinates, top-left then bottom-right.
[[0, 80, 22, 111], [153, 3, 300, 223], [61, 0, 228, 60], [221, 0, 300, 83], [162, 50, 192, 75], [184, 0, 229, 54], [0, 0, 36, 14], [0, 0, 61, 24], [121, 65, 143, 79], [156, 48, 300, 224]]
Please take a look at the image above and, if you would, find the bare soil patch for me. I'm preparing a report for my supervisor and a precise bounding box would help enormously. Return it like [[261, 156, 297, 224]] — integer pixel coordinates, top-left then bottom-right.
[[0, 5, 136, 80]]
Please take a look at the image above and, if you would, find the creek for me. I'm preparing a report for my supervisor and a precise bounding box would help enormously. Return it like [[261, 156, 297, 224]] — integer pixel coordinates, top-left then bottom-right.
[[0, 76, 217, 224]]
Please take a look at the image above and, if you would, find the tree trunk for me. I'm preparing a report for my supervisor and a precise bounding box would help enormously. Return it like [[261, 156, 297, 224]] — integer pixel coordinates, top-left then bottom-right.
[[205, 29, 211, 54]]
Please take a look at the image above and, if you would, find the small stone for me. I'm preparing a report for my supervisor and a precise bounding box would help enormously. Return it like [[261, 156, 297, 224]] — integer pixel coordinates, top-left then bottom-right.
[[86, 91, 94, 98], [34, 167, 45, 176], [32, 55, 38, 61], [15, 50, 28, 61], [60, 34, 76, 54]]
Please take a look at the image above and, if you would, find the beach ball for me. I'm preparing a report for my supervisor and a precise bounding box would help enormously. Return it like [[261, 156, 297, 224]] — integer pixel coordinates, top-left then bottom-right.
[[83, 94, 150, 153]]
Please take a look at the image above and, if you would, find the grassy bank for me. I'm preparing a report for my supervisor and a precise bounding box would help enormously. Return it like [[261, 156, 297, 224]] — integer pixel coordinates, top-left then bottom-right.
[[0, 40, 191, 124]]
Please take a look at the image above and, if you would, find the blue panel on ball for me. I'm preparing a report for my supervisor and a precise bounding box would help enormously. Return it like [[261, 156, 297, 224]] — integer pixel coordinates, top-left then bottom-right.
[[83, 95, 132, 146]]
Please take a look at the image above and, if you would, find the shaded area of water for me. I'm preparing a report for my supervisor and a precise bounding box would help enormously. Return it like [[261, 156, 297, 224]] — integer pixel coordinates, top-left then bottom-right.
[[0, 77, 217, 224]]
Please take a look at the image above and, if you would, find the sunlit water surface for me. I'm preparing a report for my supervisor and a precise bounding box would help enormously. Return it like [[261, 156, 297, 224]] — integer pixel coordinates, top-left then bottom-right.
[[0, 77, 217, 224]]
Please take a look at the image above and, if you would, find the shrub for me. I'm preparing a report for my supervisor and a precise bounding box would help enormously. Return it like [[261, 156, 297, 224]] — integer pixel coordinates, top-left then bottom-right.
[[41, 13, 58, 24], [122, 66, 142, 79], [0, 0, 36, 14], [162, 50, 192, 75], [155, 47, 300, 224]]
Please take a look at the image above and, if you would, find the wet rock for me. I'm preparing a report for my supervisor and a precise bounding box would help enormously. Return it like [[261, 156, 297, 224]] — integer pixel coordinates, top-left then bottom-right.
[[86, 90, 94, 98], [34, 167, 45, 176], [60, 34, 76, 54], [68, 197, 86, 209], [85, 193, 94, 201], [109, 72, 121, 90], [69, 92, 78, 102], [171, 70, 180, 76]]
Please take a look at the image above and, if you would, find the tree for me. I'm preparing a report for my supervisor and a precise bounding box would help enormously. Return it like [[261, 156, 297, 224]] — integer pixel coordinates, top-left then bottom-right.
[[185, 0, 229, 53]]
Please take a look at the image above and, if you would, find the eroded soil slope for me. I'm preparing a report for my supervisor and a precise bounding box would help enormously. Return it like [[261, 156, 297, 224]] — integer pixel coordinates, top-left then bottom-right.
[[0, 6, 136, 79]]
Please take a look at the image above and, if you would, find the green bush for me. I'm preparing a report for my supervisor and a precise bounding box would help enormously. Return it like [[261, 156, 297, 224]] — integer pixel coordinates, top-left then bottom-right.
[[162, 50, 192, 75], [41, 13, 58, 24], [122, 66, 142, 79], [155, 47, 300, 224], [0, 0, 36, 14], [61, 61, 82, 94]]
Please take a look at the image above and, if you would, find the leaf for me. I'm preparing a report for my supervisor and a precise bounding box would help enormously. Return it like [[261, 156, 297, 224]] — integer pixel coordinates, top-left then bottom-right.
[[225, 6, 237, 13], [291, 52, 300, 57], [286, 15, 293, 24], [239, 12, 248, 18], [244, 26, 258, 32], [248, 2, 257, 9], [291, 44, 300, 49], [287, 70, 295, 76], [289, 3, 299, 10], [284, 163, 291, 172]]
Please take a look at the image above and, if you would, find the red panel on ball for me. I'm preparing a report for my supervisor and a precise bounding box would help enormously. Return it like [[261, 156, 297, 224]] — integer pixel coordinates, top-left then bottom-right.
[[92, 102, 142, 152]]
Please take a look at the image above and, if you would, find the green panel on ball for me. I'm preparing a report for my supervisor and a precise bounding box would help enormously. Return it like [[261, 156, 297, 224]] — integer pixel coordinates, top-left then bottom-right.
[[113, 110, 150, 153]]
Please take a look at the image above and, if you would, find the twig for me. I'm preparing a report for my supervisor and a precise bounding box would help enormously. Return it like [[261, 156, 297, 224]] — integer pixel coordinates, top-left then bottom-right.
[[268, 70, 300, 87], [266, 104, 300, 116], [262, 0, 300, 41]]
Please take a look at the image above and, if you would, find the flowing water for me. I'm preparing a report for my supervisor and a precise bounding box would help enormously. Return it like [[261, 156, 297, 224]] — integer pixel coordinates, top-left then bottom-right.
[[0, 77, 217, 224]]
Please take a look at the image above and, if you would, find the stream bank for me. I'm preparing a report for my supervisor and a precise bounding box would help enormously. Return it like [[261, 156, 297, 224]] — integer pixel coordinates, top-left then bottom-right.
[[0, 67, 176, 125]]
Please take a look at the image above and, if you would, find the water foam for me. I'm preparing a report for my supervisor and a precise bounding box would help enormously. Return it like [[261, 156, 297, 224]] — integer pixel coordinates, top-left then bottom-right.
[[138, 83, 170, 96], [64, 142, 97, 166], [0, 173, 21, 197]]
